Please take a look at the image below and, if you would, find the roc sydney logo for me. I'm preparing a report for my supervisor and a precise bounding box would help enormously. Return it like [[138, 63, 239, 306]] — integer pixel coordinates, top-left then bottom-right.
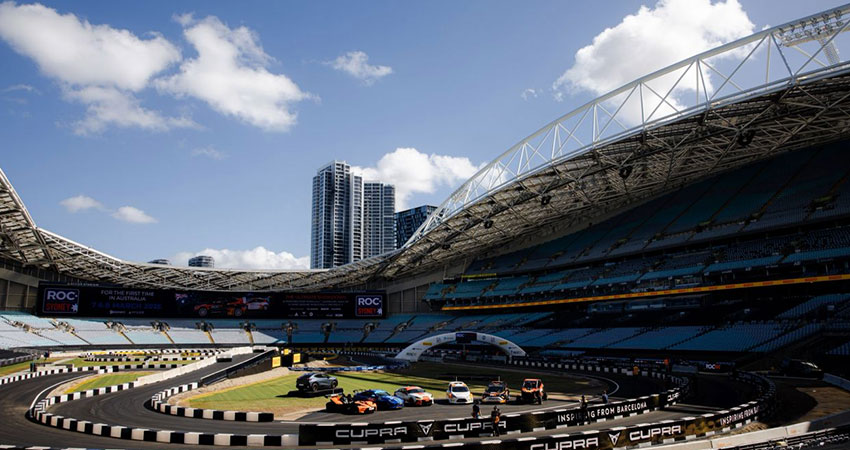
[[355, 295, 383, 317], [42, 288, 79, 314]]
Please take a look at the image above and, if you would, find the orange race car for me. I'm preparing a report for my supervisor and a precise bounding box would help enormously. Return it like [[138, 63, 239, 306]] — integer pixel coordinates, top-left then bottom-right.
[[325, 393, 376, 414], [482, 380, 510, 404], [521, 378, 548, 404]]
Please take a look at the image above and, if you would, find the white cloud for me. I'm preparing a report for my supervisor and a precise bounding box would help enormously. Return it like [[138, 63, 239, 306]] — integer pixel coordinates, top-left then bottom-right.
[[521, 88, 538, 100], [2, 83, 39, 94], [191, 146, 227, 160], [552, 0, 753, 122], [156, 15, 311, 131], [0, 2, 179, 90], [0, 1, 191, 134], [112, 206, 157, 224], [173, 246, 309, 270], [65, 86, 197, 135], [327, 50, 393, 85], [61, 195, 156, 224], [352, 147, 483, 209], [60, 194, 103, 212]]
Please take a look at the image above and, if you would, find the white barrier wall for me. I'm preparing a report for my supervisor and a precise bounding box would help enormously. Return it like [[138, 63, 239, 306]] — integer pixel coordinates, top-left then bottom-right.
[[135, 346, 254, 387]]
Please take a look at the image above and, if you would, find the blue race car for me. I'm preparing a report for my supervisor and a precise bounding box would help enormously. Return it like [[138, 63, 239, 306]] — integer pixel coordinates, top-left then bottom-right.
[[352, 389, 404, 410]]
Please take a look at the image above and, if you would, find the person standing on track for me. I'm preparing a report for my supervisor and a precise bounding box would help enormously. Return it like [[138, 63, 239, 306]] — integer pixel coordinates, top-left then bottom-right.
[[472, 401, 480, 419], [601, 390, 608, 404], [490, 405, 501, 436], [579, 395, 588, 423]]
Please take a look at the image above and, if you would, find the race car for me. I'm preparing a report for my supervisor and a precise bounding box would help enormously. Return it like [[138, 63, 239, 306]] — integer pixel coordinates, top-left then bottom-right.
[[193, 297, 247, 317], [446, 381, 473, 404], [481, 380, 510, 404], [240, 296, 270, 311], [296, 372, 338, 392], [520, 378, 547, 404], [394, 386, 434, 406], [353, 389, 404, 410], [325, 393, 376, 414]]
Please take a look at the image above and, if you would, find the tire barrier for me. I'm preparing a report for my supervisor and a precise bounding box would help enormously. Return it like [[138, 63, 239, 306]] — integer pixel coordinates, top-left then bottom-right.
[[27, 352, 299, 447], [289, 363, 409, 372], [297, 365, 689, 446], [20, 353, 773, 449], [31, 380, 133, 416], [0, 353, 37, 367], [33, 412, 297, 447], [150, 382, 275, 422], [83, 356, 208, 362], [1, 365, 118, 386]]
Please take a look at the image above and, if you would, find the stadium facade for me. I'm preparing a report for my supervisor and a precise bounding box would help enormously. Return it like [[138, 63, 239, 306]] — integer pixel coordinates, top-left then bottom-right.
[[2, 5, 850, 317]]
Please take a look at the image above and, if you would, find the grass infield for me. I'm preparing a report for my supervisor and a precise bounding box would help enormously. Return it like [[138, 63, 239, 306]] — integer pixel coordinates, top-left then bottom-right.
[[185, 361, 599, 415], [65, 372, 154, 393]]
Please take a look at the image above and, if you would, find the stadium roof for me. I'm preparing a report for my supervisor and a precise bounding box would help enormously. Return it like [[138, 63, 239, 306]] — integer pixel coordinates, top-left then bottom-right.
[[3, 4, 850, 290]]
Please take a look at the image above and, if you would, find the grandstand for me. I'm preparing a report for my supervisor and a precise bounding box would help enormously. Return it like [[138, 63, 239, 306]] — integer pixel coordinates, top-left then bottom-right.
[[0, 7, 847, 450]]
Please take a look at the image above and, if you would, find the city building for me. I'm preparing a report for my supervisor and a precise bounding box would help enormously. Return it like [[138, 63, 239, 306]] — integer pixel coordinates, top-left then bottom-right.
[[188, 255, 214, 268], [364, 182, 396, 258], [311, 161, 396, 269], [147, 259, 171, 265], [395, 205, 437, 248], [312, 161, 359, 269]]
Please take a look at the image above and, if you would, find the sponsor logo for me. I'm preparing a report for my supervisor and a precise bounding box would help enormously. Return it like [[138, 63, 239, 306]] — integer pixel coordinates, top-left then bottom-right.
[[608, 432, 621, 445], [667, 390, 681, 402], [418, 423, 433, 435], [588, 400, 648, 418], [43, 288, 79, 314], [335, 426, 408, 439], [355, 295, 383, 317], [628, 425, 683, 441], [443, 420, 507, 433], [530, 437, 600, 450], [718, 405, 760, 427], [556, 412, 577, 424]]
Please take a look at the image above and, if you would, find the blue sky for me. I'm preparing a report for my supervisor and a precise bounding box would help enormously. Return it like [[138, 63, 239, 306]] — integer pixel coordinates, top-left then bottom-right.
[[0, 0, 843, 269]]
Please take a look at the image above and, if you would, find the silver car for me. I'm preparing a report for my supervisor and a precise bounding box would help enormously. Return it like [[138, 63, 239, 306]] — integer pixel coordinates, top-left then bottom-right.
[[296, 372, 338, 392]]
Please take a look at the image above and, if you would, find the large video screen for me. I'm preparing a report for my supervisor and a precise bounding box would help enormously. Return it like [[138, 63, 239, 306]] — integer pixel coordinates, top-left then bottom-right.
[[37, 284, 385, 319]]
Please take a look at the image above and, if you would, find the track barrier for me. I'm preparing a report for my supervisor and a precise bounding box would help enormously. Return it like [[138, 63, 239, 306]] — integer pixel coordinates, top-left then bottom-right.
[[18, 352, 779, 448], [297, 362, 691, 446]]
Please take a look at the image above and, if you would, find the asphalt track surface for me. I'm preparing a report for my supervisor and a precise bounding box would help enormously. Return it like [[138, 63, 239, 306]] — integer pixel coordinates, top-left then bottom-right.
[[0, 360, 746, 449]]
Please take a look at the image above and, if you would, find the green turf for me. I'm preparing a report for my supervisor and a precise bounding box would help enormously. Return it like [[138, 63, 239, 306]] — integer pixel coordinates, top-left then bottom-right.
[[187, 361, 598, 413], [0, 359, 42, 377], [66, 372, 153, 393]]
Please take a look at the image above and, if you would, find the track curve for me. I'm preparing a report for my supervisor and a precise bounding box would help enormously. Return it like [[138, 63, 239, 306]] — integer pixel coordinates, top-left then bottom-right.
[[5, 360, 754, 449]]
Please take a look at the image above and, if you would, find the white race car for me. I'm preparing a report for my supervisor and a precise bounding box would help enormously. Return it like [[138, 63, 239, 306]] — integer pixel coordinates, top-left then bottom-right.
[[446, 381, 473, 404], [394, 386, 434, 406]]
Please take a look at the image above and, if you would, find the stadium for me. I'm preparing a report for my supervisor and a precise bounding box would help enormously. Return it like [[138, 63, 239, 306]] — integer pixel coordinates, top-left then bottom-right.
[[3, 3, 850, 450]]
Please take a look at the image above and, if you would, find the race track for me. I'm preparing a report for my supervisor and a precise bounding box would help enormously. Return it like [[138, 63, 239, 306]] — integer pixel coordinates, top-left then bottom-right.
[[0, 358, 748, 449]]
